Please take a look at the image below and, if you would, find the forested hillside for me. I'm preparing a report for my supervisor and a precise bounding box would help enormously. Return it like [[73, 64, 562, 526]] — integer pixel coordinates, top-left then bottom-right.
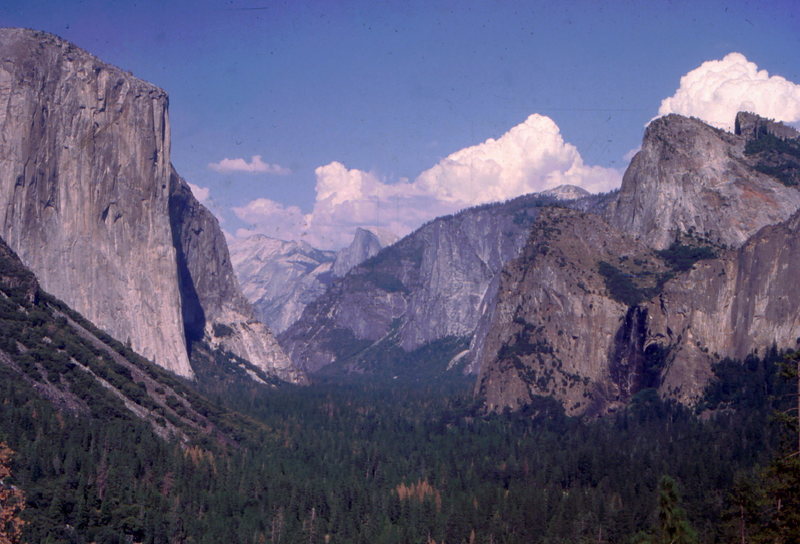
[[1, 335, 796, 542], [1, 229, 797, 543]]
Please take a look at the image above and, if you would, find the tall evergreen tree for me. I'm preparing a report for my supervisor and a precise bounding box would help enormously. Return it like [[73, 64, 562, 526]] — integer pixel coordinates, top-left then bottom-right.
[[754, 350, 800, 544], [656, 476, 697, 544]]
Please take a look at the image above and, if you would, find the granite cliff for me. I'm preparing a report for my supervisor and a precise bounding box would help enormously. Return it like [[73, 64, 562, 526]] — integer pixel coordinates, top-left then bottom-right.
[[332, 227, 383, 277], [230, 236, 336, 334], [606, 114, 800, 250], [168, 169, 302, 383], [230, 227, 383, 334], [0, 233, 255, 442], [0, 28, 300, 382], [280, 190, 609, 375], [476, 113, 800, 415]]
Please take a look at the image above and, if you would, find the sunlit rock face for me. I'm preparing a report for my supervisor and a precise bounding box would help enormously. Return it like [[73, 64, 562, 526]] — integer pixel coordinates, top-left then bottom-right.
[[476, 114, 800, 416], [475, 206, 800, 416], [606, 114, 800, 250], [0, 28, 192, 376], [280, 190, 611, 375], [0, 28, 302, 383], [230, 235, 336, 334], [230, 228, 383, 335], [332, 228, 382, 278]]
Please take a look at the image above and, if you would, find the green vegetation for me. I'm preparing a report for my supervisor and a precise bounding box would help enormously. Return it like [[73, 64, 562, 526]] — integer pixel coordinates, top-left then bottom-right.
[[1, 238, 795, 542], [320, 325, 471, 384], [744, 132, 800, 158], [598, 260, 656, 306], [655, 242, 716, 272], [599, 243, 716, 306], [744, 132, 800, 187], [2, 305, 795, 544]]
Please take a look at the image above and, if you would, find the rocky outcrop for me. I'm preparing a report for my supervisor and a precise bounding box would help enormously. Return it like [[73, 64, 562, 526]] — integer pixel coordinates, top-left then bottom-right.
[[474, 208, 668, 415], [332, 228, 382, 277], [642, 209, 800, 402], [230, 229, 384, 335], [280, 191, 603, 374], [735, 111, 800, 142], [0, 28, 300, 382], [0, 28, 192, 376], [606, 114, 800, 250], [539, 184, 590, 201], [735, 111, 800, 188], [168, 169, 303, 383], [477, 114, 800, 415], [476, 205, 800, 415]]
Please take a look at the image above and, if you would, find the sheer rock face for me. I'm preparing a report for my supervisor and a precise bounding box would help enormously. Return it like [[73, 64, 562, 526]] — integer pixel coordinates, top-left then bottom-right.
[[279, 193, 579, 374], [643, 210, 800, 402], [476, 114, 800, 415], [474, 208, 657, 415], [0, 28, 192, 376], [332, 228, 382, 277], [168, 170, 304, 384], [230, 229, 383, 335], [475, 207, 800, 415], [606, 114, 800, 250], [0, 28, 300, 382]]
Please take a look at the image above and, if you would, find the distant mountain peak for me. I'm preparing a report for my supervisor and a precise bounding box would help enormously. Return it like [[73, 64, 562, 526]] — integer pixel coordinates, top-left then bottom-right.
[[538, 184, 591, 200], [332, 228, 383, 277]]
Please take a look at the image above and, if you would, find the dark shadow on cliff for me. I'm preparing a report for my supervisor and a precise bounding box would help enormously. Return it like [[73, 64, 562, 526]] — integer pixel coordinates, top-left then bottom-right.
[[168, 169, 206, 353]]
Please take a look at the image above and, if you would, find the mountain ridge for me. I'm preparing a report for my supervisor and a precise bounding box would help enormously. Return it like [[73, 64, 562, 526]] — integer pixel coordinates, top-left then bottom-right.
[[279, 189, 612, 376], [0, 28, 303, 383], [476, 112, 800, 414]]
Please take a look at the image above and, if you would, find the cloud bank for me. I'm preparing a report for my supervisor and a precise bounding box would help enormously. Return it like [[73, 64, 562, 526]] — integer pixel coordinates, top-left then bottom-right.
[[209, 155, 291, 175], [234, 114, 622, 249], [657, 52, 800, 132]]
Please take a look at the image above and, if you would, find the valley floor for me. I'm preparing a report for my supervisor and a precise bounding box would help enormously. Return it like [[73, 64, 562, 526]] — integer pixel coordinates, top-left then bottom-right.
[[1, 348, 796, 543]]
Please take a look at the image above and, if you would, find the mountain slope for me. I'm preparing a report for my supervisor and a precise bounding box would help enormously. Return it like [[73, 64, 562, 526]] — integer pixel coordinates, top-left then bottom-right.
[[230, 228, 384, 334], [0, 234, 254, 443], [606, 114, 800, 250], [476, 113, 800, 415], [0, 28, 301, 383], [169, 169, 303, 383], [280, 190, 610, 375]]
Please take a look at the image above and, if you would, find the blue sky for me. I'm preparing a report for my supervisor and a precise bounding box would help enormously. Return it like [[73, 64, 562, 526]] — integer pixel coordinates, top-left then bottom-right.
[[2, 0, 799, 247]]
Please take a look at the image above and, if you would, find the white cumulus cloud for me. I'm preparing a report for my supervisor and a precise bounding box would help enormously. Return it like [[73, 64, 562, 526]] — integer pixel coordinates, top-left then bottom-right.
[[233, 198, 307, 241], [234, 114, 622, 249], [187, 182, 210, 204], [209, 155, 291, 175], [657, 52, 800, 132], [417, 114, 620, 203]]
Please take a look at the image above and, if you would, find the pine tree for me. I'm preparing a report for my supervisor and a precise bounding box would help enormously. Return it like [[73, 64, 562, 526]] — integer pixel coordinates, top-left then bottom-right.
[[635, 476, 698, 544], [753, 350, 800, 543], [655, 476, 697, 544]]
